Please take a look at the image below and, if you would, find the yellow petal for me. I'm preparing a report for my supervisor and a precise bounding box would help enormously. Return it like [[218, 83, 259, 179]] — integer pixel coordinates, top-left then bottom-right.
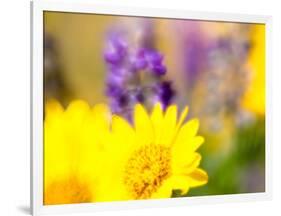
[[79, 110, 108, 180], [180, 118, 200, 138], [44, 101, 70, 183], [190, 136, 204, 151], [150, 103, 164, 144], [171, 118, 201, 160], [172, 152, 202, 175], [187, 168, 208, 187], [64, 100, 90, 131], [183, 153, 202, 173], [175, 106, 189, 132], [134, 103, 153, 146], [45, 99, 64, 124], [173, 135, 204, 159], [110, 115, 137, 166], [159, 104, 177, 146], [45, 99, 64, 115], [44, 117, 72, 186], [91, 103, 111, 130], [151, 179, 173, 199], [168, 176, 191, 195], [65, 100, 90, 115], [112, 115, 135, 145], [84, 103, 111, 150]]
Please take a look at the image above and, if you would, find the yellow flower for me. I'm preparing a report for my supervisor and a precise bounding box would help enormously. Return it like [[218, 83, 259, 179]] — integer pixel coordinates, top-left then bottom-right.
[[44, 99, 110, 205], [242, 24, 265, 115], [99, 103, 208, 201]]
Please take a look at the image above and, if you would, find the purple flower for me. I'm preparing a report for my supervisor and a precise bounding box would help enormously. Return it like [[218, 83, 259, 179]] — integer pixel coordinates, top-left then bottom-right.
[[103, 25, 175, 119], [130, 48, 167, 75], [146, 50, 167, 76], [181, 24, 209, 86], [146, 50, 163, 64], [156, 81, 175, 109], [150, 64, 167, 76], [130, 48, 148, 71], [104, 31, 127, 65], [105, 82, 123, 97], [134, 88, 145, 103], [105, 68, 127, 97]]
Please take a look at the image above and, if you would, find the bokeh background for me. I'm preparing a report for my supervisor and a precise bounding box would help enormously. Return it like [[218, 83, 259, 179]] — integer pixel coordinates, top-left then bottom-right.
[[44, 11, 265, 196]]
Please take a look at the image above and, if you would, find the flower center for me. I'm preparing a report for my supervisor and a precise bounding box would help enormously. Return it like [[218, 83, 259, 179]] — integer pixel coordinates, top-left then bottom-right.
[[44, 176, 92, 205], [124, 144, 171, 199]]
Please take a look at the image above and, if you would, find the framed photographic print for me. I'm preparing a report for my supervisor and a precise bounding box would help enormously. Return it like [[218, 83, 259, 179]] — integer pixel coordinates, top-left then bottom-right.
[[31, 0, 272, 215]]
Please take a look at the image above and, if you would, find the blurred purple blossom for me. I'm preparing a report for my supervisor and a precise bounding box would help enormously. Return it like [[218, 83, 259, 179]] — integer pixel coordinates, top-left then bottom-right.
[[104, 31, 128, 65], [180, 22, 209, 87], [156, 81, 175, 109], [193, 25, 252, 130], [103, 23, 175, 118]]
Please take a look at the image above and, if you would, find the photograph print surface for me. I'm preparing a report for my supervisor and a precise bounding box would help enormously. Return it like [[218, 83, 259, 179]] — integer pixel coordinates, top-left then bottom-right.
[[43, 11, 266, 205]]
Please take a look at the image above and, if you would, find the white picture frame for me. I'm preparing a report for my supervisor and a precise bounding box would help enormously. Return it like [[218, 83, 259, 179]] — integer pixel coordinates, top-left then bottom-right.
[[31, 0, 273, 215]]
